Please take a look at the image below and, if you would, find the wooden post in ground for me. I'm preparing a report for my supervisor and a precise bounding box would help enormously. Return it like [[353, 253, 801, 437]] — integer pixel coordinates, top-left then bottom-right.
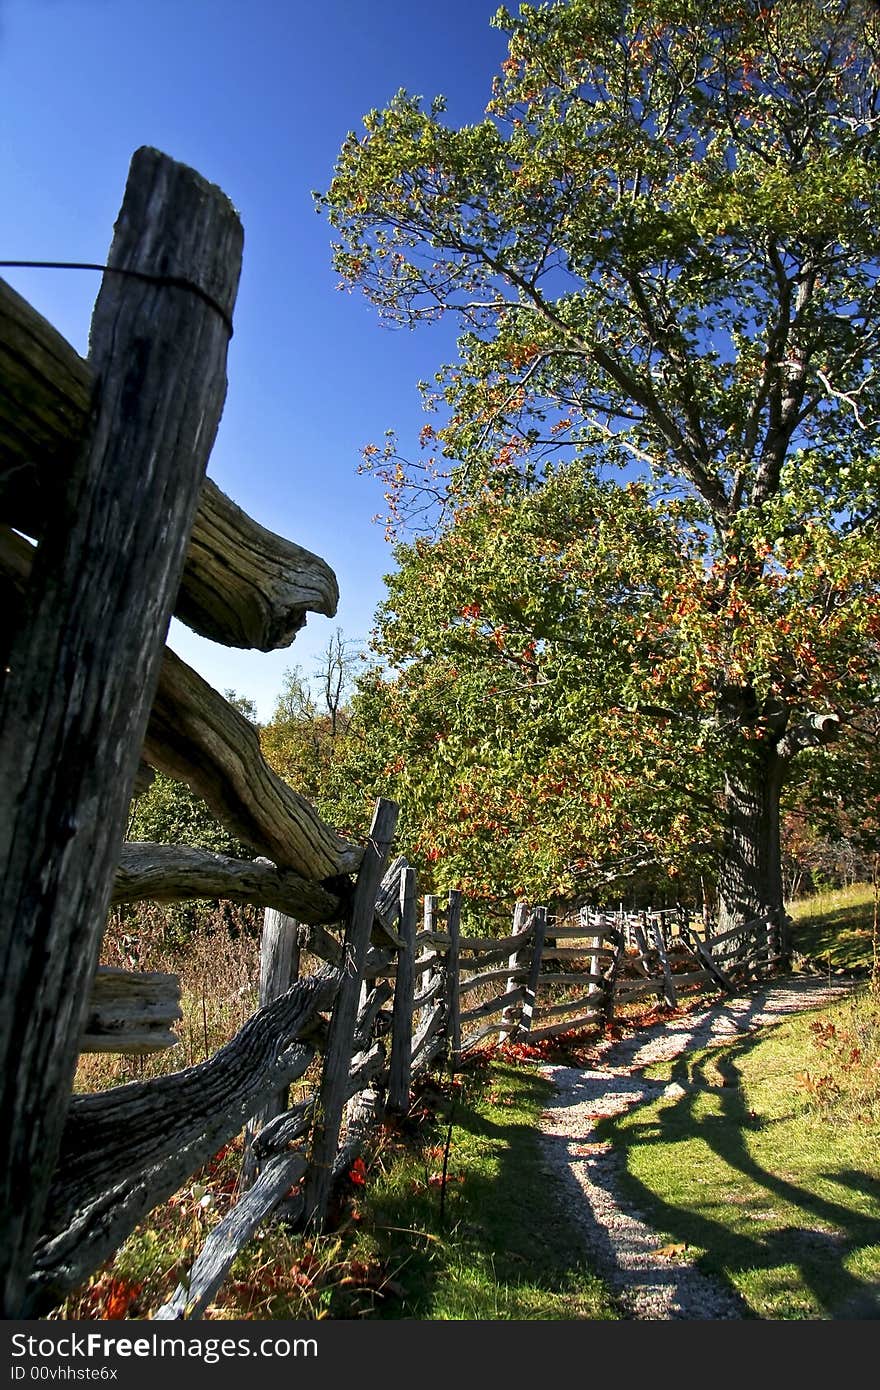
[[650, 917, 678, 1008], [386, 867, 417, 1116], [302, 798, 398, 1232], [0, 148, 242, 1316], [516, 907, 548, 1039], [241, 907, 302, 1186], [444, 890, 462, 1067], [499, 902, 530, 1044], [602, 925, 625, 1026]]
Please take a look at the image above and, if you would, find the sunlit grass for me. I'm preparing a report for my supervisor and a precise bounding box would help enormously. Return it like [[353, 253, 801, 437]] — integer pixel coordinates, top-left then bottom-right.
[[595, 984, 880, 1318], [788, 882, 878, 975]]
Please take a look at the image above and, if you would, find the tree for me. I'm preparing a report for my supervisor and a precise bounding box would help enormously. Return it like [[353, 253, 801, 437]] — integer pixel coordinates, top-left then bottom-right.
[[260, 630, 377, 839], [321, 0, 880, 925]]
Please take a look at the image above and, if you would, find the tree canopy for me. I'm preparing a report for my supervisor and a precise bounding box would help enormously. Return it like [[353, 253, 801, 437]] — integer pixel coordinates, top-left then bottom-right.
[[321, 0, 880, 921]]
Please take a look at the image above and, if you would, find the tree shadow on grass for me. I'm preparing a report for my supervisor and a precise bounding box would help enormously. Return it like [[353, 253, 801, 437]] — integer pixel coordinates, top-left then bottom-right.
[[338, 1062, 616, 1320], [593, 1032, 880, 1318]]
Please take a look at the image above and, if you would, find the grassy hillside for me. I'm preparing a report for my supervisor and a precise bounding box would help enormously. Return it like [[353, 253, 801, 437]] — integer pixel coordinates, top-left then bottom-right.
[[788, 882, 878, 975]]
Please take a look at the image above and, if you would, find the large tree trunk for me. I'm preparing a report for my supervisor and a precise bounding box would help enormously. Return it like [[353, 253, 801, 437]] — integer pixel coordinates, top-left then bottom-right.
[[716, 743, 787, 934]]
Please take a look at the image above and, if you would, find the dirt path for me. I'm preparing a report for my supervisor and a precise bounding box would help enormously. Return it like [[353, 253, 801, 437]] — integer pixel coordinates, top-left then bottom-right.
[[537, 976, 857, 1320]]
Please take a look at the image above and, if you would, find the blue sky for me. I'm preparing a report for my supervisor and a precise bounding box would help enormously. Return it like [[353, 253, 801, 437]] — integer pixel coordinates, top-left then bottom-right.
[[1, 0, 508, 718]]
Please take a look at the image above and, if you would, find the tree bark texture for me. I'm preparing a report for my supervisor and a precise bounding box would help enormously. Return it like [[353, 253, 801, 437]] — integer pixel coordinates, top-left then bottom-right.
[[717, 744, 787, 932]]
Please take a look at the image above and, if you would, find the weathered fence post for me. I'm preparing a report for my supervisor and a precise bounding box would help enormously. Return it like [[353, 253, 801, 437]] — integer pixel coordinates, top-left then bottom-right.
[[387, 866, 417, 1116], [444, 889, 462, 1066], [302, 798, 398, 1231], [0, 147, 242, 1315], [515, 906, 548, 1039], [241, 906, 302, 1186], [499, 902, 530, 1043], [650, 917, 678, 1009], [603, 920, 625, 1025]]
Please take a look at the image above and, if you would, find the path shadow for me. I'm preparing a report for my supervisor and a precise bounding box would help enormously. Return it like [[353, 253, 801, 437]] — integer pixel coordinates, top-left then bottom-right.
[[592, 1026, 880, 1318]]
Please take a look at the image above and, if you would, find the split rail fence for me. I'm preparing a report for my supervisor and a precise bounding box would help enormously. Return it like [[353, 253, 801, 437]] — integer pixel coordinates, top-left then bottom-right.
[[0, 146, 787, 1321]]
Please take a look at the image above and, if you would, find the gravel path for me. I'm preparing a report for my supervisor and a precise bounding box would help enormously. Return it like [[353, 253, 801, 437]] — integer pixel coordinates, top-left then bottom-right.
[[537, 976, 857, 1319]]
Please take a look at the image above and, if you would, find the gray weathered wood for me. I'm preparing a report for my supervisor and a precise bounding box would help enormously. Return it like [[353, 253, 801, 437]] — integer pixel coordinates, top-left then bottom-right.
[[516, 907, 548, 1039], [460, 986, 525, 1026], [374, 854, 407, 930], [535, 970, 603, 987], [602, 931, 625, 1025], [155, 1151, 309, 1321], [411, 973, 445, 1012], [687, 928, 737, 993], [444, 889, 462, 1065], [704, 916, 771, 950], [650, 919, 678, 1008], [174, 480, 337, 649], [461, 1019, 519, 1051], [615, 977, 669, 1002], [387, 866, 417, 1116], [415, 929, 452, 949], [499, 902, 531, 1044], [420, 896, 439, 996], [27, 967, 337, 1313], [459, 925, 534, 954], [630, 919, 655, 978], [252, 1041, 385, 1161], [540, 924, 614, 940], [461, 965, 528, 998], [0, 279, 340, 652], [2, 550, 355, 890], [411, 1003, 445, 1069], [144, 647, 360, 881], [79, 967, 181, 1055], [353, 981, 394, 1051], [527, 1010, 602, 1043], [541, 945, 616, 962], [297, 922, 344, 968], [0, 147, 243, 1317], [241, 909, 302, 1187], [533, 989, 608, 1022], [113, 841, 342, 922], [302, 799, 398, 1230]]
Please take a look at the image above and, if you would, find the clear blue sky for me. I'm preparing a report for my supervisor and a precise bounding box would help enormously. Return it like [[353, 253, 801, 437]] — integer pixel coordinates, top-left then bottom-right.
[[1, 0, 508, 718]]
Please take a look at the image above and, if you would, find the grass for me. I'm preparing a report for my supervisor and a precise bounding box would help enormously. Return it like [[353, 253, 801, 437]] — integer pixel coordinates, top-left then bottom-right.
[[66, 882, 880, 1320], [59, 1054, 618, 1321], [593, 979, 880, 1318], [788, 881, 879, 975]]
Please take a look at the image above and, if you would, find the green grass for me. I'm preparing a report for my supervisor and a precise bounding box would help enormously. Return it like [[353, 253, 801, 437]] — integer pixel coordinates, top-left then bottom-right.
[[594, 984, 880, 1318], [61, 1057, 618, 1321], [317, 1059, 617, 1320], [788, 882, 878, 974]]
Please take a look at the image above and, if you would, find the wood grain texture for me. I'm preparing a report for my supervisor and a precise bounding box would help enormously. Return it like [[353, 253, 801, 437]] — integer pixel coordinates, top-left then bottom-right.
[[144, 647, 360, 880], [241, 907, 302, 1187], [0, 147, 242, 1316], [113, 841, 343, 922], [79, 966, 181, 1055], [0, 278, 338, 651], [302, 799, 398, 1230], [27, 967, 337, 1313]]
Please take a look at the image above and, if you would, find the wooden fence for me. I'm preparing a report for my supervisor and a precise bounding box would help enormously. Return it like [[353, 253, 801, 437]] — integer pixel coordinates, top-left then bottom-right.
[[0, 146, 787, 1321], [145, 859, 784, 1320]]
